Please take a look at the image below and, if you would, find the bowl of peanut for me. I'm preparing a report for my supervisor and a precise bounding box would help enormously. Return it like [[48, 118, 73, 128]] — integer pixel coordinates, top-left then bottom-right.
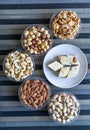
[[18, 77, 51, 110], [21, 24, 53, 56], [50, 10, 81, 40], [48, 92, 80, 125], [3, 50, 35, 82]]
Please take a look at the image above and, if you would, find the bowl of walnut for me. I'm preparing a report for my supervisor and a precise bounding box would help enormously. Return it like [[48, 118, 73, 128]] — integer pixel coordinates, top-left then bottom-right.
[[50, 10, 81, 40], [21, 24, 53, 55], [3, 50, 35, 82]]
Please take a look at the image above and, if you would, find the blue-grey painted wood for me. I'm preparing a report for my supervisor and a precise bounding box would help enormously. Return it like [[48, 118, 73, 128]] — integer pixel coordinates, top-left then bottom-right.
[[0, 3, 90, 130], [0, 0, 90, 4]]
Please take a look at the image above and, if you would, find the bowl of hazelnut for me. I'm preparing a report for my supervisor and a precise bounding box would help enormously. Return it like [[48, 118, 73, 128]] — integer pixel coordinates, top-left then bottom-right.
[[50, 10, 81, 40], [21, 24, 53, 55]]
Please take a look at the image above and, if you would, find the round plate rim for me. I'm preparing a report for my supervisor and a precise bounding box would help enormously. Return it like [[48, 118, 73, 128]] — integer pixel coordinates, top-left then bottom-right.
[[43, 44, 88, 89]]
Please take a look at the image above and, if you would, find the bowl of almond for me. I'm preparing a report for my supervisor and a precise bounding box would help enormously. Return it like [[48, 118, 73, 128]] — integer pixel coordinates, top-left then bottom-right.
[[50, 10, 81, 40], [18, 77, 51, 110], [21, 24, 53, 55]]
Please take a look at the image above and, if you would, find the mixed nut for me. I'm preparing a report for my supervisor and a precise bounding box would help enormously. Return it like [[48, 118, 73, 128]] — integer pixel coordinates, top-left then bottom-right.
[[19, 79, 51, 109], [22, 25, 52, 54], [49, 92, 80, 124], [51, 10, 80, 40], [2, 10, 81, 124], [4, 51, 34, 81]]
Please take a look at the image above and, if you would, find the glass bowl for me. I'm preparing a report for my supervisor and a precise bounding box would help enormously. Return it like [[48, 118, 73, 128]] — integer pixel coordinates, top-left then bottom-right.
[[3, 49, 35, 82], [21, 24, 53, 56], [48, 92, 80, 125], [18, 76, 51, 110], [49, 10, 81, 40]]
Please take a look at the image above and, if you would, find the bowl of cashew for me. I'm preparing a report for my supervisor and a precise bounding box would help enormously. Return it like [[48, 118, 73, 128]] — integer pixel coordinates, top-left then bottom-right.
[[3, 50, 35, 82]]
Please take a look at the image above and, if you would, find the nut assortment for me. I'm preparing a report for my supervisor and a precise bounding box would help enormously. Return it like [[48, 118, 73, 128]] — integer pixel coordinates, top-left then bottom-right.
[[2, 11, 82, 124], [19, 79, 51, 109], [4, 51, 34, 81], [22, 25, 52, 54], [51, 10, 80, 40], [49, 92, 80, 124]]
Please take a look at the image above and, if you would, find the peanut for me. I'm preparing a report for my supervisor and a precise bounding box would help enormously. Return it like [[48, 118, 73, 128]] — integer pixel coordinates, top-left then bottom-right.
[[49, 92, 80, 124]]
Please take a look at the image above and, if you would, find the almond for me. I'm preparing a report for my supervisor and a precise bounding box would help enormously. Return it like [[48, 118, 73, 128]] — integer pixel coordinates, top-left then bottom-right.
[[23, 99, 28, 105], [28, 87, 31, 93], [73, 57, 77, 63], [20, 79, 50, 109], [21, 94, 26, 99], [38, 95, 43, 101], [32, 93, 37, 98], [25, 80, 30, 84], [57, 56, 61, 61], [33, 103, 38, 108], [23, 84, 27, 90], [46, 93, 50, 101]]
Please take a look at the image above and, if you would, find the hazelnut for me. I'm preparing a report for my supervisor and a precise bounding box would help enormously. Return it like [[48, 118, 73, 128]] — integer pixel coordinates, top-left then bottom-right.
[[36, 32, 41, 37], [32, 26, 36, 30], [28, 42, 32, 46], [31, 35, 35, 39], [36, 26, 41, 31], [44, 30, 48, 35], [40, 27, 45, 32], [27, 38, 32, 42], [30, 49, 34, 53], [38, 40, 42, 45], [23, 40, 27, 44], [29, 31, 33, 35], [47, 34, 50, 38], [24, 31, 29, 36]]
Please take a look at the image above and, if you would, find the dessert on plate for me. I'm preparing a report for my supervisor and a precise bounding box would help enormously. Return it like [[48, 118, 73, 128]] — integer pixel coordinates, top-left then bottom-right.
[[48, 55, 80, 78]]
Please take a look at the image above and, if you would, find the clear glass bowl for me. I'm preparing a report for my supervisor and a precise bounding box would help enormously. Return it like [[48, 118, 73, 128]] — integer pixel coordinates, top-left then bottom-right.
[[18, 76, 51, 110], [3, 49, 35, 82], [21, 24, 53, 56], [49, 10, 81, 40], [48, 92, 80, 125]]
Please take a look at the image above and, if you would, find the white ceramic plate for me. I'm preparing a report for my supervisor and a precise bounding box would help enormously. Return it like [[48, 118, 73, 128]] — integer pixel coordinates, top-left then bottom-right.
[[43, 44, 88, 88]]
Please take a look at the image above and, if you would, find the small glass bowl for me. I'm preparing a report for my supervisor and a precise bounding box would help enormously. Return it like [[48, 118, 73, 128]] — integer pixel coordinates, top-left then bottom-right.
[[49, 10, 81, 40], [48, 92, 80, 125], [21, 24, 53, 56], [18, 76, 51, 110], [3, 49, 35, 82]]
